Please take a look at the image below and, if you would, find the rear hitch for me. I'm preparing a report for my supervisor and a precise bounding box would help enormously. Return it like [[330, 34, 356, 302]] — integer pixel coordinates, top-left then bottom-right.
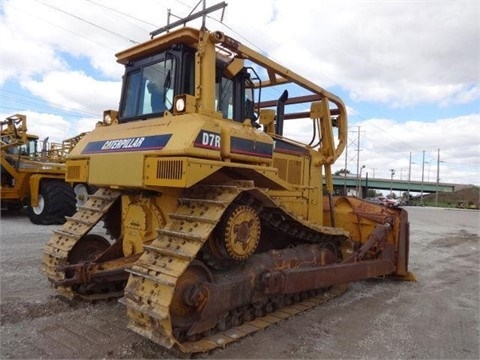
[[55, 262, 92, 287]]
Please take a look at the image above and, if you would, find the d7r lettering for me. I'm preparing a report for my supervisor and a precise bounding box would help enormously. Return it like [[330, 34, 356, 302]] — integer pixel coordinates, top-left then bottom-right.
[[202, 133, 220, 148]]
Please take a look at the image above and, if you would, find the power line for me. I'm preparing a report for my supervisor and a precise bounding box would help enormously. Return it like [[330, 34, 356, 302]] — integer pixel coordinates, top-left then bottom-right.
[[1, 89, 99, 118], [8, 2, 117, 51], [83, 0, 156, 33], [35, 0, 139, 45]]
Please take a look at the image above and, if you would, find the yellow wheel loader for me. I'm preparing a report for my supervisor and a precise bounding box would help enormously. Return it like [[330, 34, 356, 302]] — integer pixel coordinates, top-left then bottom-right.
[[43, 6, 414, 355], [1, 114, 90, 224]]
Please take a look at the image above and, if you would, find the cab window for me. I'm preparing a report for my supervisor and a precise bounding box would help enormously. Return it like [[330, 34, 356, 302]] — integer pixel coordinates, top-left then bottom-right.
[[120, 55, 176, 120], [216, 76, 233, 119]]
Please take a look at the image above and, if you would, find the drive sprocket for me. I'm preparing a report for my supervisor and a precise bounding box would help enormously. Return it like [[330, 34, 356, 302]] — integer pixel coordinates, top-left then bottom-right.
[[221, 204, 261, 261]]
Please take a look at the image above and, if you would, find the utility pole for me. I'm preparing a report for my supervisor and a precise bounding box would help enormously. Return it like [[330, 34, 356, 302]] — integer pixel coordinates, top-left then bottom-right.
[[421, 150, 425, 205], [408, 152, 413, 200], [345, 126, 360, 196], [435, 148, 441, 206], [356, 126, 361, 197]]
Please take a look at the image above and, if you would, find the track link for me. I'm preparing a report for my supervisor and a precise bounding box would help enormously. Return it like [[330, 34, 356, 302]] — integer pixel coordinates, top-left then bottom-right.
[[42, 187, 121, 299], [180, 284, 347, 353], [122, 183, 349, 353]]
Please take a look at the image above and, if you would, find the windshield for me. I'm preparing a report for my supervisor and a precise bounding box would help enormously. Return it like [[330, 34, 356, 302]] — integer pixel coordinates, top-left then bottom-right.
[[120, 56, 176, 120]]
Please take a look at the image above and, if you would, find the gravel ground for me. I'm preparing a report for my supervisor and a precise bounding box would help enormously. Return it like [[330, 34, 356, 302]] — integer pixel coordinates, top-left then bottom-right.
[[0, 206, 479, 359]]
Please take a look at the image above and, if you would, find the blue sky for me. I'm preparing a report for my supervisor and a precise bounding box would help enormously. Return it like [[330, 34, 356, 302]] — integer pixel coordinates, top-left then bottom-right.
[[1, 0, 479, 186]]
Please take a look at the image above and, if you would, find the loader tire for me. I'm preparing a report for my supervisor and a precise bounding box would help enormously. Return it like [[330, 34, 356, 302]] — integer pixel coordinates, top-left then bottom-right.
[[28, 180, 76, 225]]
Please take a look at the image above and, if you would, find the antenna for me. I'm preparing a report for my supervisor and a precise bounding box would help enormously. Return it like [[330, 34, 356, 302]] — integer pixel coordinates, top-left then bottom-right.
[[150, 1, 228, 38]]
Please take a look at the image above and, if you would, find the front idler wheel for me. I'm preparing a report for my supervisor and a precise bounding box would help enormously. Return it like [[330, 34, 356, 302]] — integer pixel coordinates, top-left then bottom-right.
[[171, 260, 213, 340], [68, 234, 111, 264]]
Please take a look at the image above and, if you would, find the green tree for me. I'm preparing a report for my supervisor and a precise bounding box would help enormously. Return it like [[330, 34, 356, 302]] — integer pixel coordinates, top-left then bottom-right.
[[335, 168, 351, 176], [367, 189, 377, 198]]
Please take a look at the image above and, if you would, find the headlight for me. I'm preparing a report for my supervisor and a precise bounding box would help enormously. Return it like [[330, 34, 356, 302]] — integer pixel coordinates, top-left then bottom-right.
[[102, 110, 118, 126], [104, 113, 112, 125], [175, 97, 186, 113], [173, 94, 194, 114]]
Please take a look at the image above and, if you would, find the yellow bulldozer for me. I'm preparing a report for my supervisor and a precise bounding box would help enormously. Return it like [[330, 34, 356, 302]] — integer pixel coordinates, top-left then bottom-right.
[[43, 3, 414, 355], [1, 114, 89, 224]]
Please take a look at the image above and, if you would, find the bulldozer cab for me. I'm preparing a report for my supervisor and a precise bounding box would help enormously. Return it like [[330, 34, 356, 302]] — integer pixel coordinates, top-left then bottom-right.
[[118, 43, 258, 126], [111, 25, 347, 200]]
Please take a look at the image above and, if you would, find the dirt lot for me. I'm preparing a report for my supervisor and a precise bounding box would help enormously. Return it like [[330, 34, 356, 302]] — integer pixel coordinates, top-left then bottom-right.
[[1, 206, 479, 359]]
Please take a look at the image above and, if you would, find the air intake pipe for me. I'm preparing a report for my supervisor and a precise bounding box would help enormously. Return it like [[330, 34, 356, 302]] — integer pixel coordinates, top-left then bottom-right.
[[275, 90, 289, 136]]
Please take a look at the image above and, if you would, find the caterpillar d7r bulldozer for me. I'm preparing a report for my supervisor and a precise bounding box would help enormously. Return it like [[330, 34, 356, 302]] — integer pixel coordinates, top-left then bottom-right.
[[43, 8, 414, 355], [1, 114, 86, 224]]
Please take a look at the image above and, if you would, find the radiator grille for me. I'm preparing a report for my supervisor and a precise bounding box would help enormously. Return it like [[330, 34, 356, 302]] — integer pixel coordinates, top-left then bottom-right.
[[287, 160, 302, 184], [273, 158, 288, 181], [66, 165, 81, 181], [156, 160, 183, 180]]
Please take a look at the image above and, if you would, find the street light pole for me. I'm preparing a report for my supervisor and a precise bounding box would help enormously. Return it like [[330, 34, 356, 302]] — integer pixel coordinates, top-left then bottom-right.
[[390, 168, 395, 196], [408, 152, 415, 201], [435, 148, 442, 207], [354, 127, 363, 198], [358, 165, 365, 198]]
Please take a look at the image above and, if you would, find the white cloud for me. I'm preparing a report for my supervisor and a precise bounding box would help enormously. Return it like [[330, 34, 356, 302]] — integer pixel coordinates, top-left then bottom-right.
[[222, 0, 480, 106], [0, 15, 67, 83], [23, 71, 121, 115], [338, 114, 480, 185], [2, 0, 478, 106], [0, 110, 98, 144]]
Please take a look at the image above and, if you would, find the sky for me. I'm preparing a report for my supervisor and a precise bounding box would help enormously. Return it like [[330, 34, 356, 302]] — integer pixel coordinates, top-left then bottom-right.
[[1, 0, 479, 186]]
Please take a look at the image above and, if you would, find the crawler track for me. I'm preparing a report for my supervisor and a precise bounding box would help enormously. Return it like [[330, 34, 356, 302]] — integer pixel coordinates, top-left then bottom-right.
[[179, 284, 347, 353], [122, 183, 348, 353], [42, 183, 349, 353], [42, 188, 121, 299]]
